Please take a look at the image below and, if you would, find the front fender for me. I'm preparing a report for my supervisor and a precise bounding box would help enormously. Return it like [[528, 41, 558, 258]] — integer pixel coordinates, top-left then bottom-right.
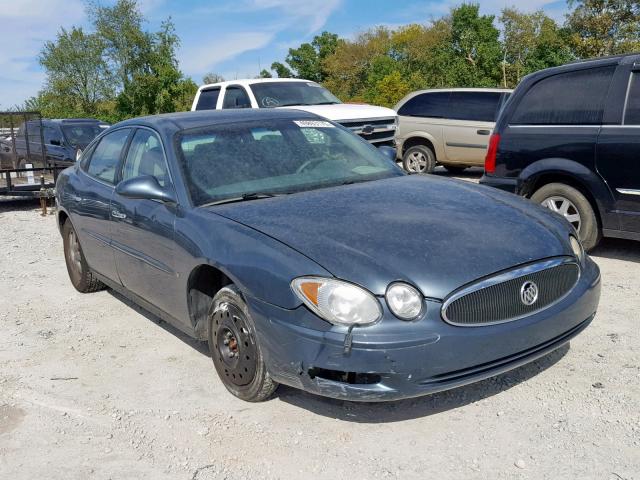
[[176, 209, 333, 310], [518, 158, 616, 227]]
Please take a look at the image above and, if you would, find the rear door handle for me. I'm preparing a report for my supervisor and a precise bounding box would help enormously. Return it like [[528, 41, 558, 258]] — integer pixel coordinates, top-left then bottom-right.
[[477, 129, 491, 136], [111, 210, 127, 219]]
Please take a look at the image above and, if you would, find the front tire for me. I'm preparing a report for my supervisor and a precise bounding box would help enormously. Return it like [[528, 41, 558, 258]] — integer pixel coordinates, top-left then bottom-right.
[[208, 286, 278, 402], [62, 220, 105, 292], [402, 145, 436, 173], [531, 183, 601, 250]]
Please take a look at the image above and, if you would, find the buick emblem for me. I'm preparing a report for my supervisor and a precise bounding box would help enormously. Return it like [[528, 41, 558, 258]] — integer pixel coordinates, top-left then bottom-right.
[[520, 281, 539, 306]]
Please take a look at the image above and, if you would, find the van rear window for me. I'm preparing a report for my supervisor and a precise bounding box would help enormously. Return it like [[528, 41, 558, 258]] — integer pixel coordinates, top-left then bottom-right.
[[510, 66, 615, 125]]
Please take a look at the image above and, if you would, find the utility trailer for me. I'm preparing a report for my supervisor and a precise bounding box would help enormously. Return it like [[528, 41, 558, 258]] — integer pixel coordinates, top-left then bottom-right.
[[0, 111, 68, 199]]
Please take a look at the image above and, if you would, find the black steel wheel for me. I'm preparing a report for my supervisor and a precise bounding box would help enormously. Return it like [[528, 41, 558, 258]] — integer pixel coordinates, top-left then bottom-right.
[[208, 286, 278, 401]]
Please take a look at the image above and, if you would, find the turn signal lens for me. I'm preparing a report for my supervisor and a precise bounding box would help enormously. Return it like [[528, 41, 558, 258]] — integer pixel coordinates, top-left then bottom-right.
[[570, 235, 584, 262], [386, 283, 423, 320], [291, 277, 382, 326]]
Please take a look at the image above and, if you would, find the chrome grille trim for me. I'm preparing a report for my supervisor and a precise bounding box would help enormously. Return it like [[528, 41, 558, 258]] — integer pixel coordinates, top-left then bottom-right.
[[441, 257, 580, 327]]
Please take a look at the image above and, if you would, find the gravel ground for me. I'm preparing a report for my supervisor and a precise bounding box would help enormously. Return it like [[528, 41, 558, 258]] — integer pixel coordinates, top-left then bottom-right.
[[0, 180, 639, 480]]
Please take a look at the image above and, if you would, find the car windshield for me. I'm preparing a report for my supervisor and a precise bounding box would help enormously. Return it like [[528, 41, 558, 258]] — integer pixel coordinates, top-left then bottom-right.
[[62, 124, 107, 148], [250, 82, 342, 108], [176, 118, 403, 206]]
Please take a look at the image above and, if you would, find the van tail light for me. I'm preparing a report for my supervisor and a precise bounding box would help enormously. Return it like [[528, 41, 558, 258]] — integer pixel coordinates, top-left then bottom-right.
[[485, 133, 500, 174]]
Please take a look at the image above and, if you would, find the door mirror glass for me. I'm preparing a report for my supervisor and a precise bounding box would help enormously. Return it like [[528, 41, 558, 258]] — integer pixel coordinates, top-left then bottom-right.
[[115, 175, 176, 204]]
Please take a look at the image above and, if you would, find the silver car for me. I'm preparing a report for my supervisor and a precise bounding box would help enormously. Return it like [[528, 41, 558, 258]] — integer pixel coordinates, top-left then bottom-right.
[[395, 88, 512, 173]]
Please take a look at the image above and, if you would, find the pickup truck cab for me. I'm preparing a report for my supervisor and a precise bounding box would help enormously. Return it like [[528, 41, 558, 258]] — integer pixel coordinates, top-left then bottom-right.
[[191, 78, 398, 147], [2, 118, 109, 169]]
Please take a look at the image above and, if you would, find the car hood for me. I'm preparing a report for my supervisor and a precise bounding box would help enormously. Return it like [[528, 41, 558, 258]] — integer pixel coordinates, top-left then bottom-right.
[[208, 175, 572, 300], [278, 103, 397, 122]]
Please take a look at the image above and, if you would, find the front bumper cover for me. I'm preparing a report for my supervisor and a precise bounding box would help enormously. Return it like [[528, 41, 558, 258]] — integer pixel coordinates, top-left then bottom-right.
[[246, 257, 601, 402]]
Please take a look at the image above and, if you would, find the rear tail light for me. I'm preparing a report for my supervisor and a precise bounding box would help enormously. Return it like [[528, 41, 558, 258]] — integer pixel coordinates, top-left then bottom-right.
[[485, 133, 500, 174]]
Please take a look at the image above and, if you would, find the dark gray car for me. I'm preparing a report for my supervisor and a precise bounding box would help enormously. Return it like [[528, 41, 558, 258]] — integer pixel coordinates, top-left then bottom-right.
[[55, 109, 601, 402]]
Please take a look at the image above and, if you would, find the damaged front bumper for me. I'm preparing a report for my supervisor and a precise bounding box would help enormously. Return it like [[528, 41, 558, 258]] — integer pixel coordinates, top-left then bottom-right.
[[245, 258, 601, 402]]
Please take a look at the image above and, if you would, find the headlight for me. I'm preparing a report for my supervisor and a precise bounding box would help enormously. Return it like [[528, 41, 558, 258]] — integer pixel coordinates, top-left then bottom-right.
[[570, 235, 584, 262], [291, 277, 382, 326], [386, 283, 423, 320]]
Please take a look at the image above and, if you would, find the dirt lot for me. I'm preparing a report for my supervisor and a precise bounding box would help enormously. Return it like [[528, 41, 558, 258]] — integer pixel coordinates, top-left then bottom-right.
[[1, 180, 639, 480]]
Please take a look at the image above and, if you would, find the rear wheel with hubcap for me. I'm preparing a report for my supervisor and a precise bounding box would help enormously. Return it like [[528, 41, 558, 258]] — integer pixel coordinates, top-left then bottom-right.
[[531, 182, 601, 251], [208, 286, 278, 402], [402, 145, 436, 173]]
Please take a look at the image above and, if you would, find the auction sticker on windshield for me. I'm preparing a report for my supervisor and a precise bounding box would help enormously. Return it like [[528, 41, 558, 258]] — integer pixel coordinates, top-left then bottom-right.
[[294, 120, 334, 128]]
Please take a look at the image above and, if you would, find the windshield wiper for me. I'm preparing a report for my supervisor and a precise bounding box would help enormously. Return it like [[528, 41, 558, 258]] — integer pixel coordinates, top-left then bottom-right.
[[202, 192, 284, 207]]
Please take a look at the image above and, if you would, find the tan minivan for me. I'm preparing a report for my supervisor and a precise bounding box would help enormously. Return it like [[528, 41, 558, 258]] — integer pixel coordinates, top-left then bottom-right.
[[394, 88, 512, 173]]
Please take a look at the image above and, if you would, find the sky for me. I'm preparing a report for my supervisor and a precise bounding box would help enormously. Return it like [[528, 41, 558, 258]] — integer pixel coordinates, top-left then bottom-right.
[[0, 0, 568, 109]]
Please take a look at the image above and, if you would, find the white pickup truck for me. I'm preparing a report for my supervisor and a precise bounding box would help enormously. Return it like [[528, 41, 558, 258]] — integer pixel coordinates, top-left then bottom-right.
[[191, 78, 398, 147]]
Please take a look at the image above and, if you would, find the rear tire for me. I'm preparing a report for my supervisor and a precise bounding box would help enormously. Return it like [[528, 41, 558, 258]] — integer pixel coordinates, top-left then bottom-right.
[[531, 183, 601, 251], [402, 145, 436, 173], [208, 286, 278, 402], [62, 220, 106, 293]]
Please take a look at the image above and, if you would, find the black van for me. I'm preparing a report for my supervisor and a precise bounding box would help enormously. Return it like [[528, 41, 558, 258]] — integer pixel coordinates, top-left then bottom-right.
[[480, 54, 640, 250]]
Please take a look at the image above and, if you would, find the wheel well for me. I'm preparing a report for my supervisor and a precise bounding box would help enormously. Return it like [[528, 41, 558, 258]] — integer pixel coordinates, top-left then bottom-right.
[[58, 210, 69, 230], [401, 136, 436, 159], [187, 264, 232, 340], [527, 173, 602, 228]]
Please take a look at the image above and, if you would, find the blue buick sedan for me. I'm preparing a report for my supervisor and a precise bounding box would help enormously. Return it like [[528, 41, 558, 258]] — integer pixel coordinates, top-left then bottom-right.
[[55, 109, 601, 402]]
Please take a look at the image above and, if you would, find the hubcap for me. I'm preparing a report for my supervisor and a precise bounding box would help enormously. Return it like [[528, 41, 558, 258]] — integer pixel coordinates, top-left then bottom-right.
[[406, 151, 427, 173], [541, 196, 582, 233], [67, 229, 82, 275], [212, 304, 257, 387]]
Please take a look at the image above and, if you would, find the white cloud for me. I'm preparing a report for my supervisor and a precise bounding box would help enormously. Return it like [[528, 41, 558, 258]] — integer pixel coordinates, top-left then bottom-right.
[[245, 0, 342, 33], [0, 0, 85, 108], [178, 31, 274, 74]]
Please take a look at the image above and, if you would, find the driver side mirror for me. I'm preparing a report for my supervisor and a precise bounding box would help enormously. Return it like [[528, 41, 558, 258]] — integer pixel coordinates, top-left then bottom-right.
[[378, 145, 397, 163], [115, 175, 177, 204]]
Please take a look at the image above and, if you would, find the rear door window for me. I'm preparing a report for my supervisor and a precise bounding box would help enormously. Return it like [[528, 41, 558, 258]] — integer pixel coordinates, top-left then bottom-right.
[[222, 86, 252, 109], [510, 66, 615, 125], [449, 92, 502, 122], [195, 88, 221, 110], [624, 72, 640, 124], [86, 128, 131, 184], [397, 92, 450, 118]]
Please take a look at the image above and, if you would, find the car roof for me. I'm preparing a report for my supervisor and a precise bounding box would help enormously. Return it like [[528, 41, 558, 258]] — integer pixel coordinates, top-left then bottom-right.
[[111, 108, 321, 131], [406, 88, 513, 94], [197, 78, 312, 91], [522, 52, 640, 83]]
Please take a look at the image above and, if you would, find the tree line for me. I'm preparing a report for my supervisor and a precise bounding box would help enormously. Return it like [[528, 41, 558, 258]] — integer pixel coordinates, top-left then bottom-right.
[[27, 0, 640, 121]]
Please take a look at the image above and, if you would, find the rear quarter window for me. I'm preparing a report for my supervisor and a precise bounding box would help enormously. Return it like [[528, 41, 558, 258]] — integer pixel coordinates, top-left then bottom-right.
[[195, 88, 221, 110], [510, 66, 615, 125], [624, 72, 640, 124]]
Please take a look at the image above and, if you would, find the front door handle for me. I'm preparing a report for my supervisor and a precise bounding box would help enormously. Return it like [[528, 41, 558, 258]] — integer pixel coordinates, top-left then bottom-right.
[[111, 210, 127, 219], [477, 129, 491, 135]]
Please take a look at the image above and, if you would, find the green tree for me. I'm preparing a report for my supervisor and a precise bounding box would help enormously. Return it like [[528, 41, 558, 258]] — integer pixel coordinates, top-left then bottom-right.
[[270, 61, 293, 78], [275, 31, 340, 81], [258, 69, 272, 78], [565, 0, 640, 58], [38, 26, 113, 117], [500, 8, 573, 87], [203, 72, 225, 84]]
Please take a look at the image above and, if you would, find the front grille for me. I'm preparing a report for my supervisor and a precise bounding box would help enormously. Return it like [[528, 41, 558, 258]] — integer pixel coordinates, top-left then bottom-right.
[[337, 117, 396, 145], [442, 258, 580, 326]]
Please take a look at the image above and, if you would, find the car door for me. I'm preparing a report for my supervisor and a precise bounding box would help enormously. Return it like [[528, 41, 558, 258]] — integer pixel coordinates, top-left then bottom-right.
[[70, 127, 133, 282], [596, 65, 640, 233], [222, 85, 252, 109], [396, 91, 450, 159], [110, 127, 179, 318], [442, 91, 502, 165]]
